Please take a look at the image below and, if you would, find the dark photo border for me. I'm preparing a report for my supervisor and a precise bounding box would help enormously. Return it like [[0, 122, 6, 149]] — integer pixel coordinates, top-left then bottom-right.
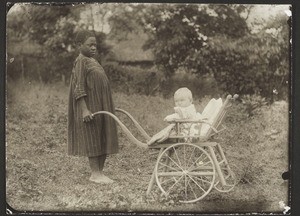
[[1, 0, 299, 215]]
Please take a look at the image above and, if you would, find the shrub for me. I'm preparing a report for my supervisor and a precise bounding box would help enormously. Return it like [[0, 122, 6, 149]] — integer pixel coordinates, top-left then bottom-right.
[[104, 63, 163, 96], [241, 94, 268, 117], [104, 63, 222, 99], [103, 62, 132, 93], [160, 72, 221, 99]]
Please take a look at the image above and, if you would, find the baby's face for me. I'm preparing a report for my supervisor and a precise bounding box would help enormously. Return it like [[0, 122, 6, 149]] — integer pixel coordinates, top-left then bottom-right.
[[174, 95, 192, 107]]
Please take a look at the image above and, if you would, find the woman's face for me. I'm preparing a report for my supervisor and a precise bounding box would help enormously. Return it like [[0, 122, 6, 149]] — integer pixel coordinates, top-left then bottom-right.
[[80, 37, 97, 57]]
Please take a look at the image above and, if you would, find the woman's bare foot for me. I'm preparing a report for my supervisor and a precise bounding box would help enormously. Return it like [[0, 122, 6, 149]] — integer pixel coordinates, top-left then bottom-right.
[[89, 172, 114, 184]]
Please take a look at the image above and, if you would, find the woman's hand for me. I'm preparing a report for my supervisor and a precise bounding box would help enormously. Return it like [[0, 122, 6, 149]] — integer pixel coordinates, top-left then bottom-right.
[[82, 109, 94, 123], [78, 97, 94, 123]]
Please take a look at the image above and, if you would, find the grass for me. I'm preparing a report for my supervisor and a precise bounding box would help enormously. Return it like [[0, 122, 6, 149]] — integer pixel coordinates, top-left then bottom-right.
[[6, 80, 289, 213]]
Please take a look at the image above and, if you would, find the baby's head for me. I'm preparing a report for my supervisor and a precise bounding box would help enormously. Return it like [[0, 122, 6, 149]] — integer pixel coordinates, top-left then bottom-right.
[[174, 87, 193, 108]]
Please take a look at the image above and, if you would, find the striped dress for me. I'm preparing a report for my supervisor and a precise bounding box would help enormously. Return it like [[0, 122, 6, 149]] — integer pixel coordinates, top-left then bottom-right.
[[68, 54, 118, 157]]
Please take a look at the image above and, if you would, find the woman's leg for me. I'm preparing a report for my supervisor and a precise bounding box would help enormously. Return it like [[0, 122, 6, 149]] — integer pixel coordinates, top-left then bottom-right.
[[89, 156, 100, 172], [88, 155, 113, 184], [98, 154, 113, 183], [98, 154, 106, 171], [88, 156, 100, 182]]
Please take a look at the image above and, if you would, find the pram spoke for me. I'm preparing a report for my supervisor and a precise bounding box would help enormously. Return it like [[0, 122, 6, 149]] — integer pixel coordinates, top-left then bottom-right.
[[187, 179, 198, 200], [172, 146, 183, 168], [164, 152, 184, 171], [187, 174, 207, 193], [158, 162, 181, 172], [164, 175, 185, 196], [186, 146, 197, 169]]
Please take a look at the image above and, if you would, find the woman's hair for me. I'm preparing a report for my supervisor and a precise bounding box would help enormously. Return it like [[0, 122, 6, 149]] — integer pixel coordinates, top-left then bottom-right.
[[174, 87, 193, 101], [75, 30, 95, 45]]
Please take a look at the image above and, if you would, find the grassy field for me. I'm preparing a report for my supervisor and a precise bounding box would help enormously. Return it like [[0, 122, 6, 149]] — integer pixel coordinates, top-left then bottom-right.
[[6, 80, 289, 213]]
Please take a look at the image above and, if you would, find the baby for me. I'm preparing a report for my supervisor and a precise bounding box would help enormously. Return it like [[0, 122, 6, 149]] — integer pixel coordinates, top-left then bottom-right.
[[147, 88, 223, 146], [164, 87, 203, 121], [164, 88, 204, 138]]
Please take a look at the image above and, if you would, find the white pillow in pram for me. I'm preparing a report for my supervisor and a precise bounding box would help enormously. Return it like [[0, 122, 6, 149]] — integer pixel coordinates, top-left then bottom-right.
[[200, 98, 223, 137]]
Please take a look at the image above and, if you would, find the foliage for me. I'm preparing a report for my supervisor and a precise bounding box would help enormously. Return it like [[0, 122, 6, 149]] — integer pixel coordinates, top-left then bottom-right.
[[110, 4, 250, 77], [103, 63, 131, 92], [107, 4, 146, 41], [94, 31, 112, 59], [6, 3, 112, 83], [197, 12, 290, 100], [240, 94, 268, 117], [108, 4, 290, 101], [103, 63, 220, 98], [7, 4, 77, 82], [7, 4, 290, 101], [143, 5, 289, 100], [104, 63, 163, 96]]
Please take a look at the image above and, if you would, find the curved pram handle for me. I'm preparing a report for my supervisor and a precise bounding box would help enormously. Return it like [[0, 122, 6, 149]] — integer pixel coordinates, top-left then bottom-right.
[[92, 111, 148, 149], [115, 108, 151, 141]]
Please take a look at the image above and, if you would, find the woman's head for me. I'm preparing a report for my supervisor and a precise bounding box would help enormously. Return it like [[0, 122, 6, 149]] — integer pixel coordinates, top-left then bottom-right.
[[174, 87, 193, 107], [75, 30, 97, 57]]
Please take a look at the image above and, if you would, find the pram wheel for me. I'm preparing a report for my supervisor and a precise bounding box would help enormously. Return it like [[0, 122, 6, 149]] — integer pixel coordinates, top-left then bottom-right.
[[154, 143, 216, 203], [214, 165, 236, 192]]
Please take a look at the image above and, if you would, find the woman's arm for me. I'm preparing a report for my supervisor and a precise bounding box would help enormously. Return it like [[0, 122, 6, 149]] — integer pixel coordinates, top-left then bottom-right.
[[73, 57, 87, 100], [73, 57, 93, 122]]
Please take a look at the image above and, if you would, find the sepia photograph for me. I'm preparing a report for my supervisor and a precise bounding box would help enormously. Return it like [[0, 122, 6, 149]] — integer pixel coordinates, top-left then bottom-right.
[[5, 2, 292, 214]]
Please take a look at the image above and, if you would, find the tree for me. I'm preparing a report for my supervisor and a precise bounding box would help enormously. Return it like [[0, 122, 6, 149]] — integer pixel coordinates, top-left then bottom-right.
[[108, 4, 250, 76], [7, 3, 113, 83], [199, 9, 290, 100], [108, 3, 290, 100], [141, 4, 250, 77], [7, 4, 79, 82]]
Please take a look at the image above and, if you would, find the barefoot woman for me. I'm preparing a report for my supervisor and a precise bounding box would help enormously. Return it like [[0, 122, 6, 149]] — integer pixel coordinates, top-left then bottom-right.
[[68, 30, 118, 184]]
